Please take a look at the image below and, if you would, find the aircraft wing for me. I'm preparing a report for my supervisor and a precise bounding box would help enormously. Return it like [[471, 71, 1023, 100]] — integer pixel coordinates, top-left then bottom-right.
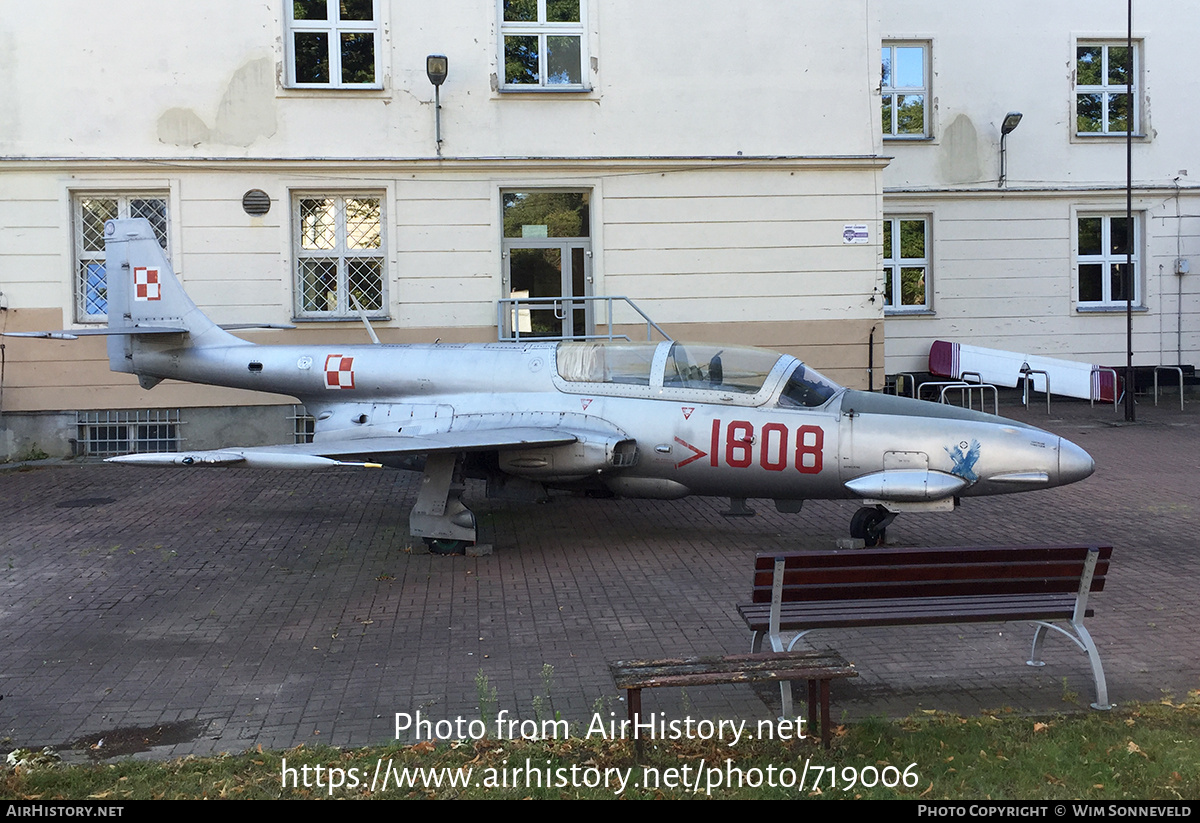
[[106, 427, 581, 469]]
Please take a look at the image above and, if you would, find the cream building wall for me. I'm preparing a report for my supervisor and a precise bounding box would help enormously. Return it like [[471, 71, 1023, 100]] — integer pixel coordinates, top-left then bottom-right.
[[879, 0, 1200, 375], [0, 1, 887, 460]]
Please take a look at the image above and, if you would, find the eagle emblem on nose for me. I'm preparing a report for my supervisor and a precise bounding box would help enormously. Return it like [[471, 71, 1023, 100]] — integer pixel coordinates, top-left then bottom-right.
[[946, 439, 981, 483]]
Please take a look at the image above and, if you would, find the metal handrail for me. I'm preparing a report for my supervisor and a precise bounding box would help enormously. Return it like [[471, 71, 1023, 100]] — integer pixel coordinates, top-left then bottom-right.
[[1154, 366, 1184, 411], [1020, 368, 1051, 414], [918, 380, 969, 402], [497, 295, 673, 343], [938, 382, 999, 415], [1091, 367, 1119, 411], [887, 372, 917, 398]]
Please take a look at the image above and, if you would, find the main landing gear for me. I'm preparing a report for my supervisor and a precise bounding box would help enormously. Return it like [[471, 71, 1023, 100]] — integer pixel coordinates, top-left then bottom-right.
[[410, 454, 476, 555], [849, 505, 897, 548]]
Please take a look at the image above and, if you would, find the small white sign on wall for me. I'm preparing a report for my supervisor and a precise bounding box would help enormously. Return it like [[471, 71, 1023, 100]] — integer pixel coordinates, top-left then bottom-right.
[[842, 224, 869, 244]]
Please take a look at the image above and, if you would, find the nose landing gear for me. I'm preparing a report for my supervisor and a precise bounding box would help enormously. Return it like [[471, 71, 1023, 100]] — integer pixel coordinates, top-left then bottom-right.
[[849, 505, 897, 548]]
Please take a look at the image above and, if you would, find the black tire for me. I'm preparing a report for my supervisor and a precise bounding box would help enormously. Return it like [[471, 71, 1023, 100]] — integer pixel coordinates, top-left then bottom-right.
[[424, 537, 469, 555], [850, 507, 887, 547]]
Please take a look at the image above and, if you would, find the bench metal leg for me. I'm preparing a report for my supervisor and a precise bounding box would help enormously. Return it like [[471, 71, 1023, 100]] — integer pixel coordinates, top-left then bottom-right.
[[1027, 620, 1111, 710], [779, 680, 794, 718], [1075, 623, 1112, 710], [1027, 623, 1050, 667]]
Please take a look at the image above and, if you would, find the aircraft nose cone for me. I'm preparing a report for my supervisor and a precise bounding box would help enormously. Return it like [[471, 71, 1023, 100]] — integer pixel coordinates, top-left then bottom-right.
[[1057, 437, 1095, 485]]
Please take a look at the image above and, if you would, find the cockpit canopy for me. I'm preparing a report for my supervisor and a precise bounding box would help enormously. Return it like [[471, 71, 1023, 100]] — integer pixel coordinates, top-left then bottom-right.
[[779, 362, 841, 408], [554, 340, 842, 407]]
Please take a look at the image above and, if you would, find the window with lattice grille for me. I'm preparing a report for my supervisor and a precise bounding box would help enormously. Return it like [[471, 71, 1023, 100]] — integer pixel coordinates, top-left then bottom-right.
[[294, 194, 386, 319], [76, 410, 182, 457], [291, 405, 316, 444], [73, 195, 168, 322]]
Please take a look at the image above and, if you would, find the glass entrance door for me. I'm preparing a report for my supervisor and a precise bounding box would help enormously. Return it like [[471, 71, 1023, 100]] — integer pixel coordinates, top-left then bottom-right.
[[501, 191, 592, 339], [505, 242, 591, 338]]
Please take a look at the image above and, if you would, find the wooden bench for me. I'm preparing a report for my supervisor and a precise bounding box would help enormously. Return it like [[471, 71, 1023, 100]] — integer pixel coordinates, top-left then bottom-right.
[[737, 544, 1113, 710], [609, 650, 857, 751]]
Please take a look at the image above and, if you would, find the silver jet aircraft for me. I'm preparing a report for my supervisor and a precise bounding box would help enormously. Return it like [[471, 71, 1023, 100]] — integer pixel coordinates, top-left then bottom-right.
[[19, 219, 1095, 550]]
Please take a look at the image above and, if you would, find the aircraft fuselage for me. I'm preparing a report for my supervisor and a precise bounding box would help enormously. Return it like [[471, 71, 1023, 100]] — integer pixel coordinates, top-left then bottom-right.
[[126, 338, 1092, 506]]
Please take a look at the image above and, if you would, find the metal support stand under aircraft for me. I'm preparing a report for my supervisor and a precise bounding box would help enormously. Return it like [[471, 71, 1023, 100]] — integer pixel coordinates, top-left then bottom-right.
[[409, 453, 476, 553]]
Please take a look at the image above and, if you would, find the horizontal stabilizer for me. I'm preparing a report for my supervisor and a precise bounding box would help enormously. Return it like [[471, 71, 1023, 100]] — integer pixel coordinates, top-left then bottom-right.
[[3, 326, 188, 339]]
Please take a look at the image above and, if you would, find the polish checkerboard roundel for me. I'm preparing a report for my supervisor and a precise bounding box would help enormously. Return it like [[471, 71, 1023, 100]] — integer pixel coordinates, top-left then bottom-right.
[[133, 267, 161, 301], [324, 354, 355, 389]]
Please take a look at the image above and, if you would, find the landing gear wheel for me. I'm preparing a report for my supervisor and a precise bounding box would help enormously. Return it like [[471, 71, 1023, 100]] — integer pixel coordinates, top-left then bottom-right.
[[424, 537, 469, 555], [850, 506, 888, 548]]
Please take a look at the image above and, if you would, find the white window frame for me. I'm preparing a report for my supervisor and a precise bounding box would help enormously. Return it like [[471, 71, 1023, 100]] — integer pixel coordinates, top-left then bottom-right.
[[292, 193, 388, 320], [72, 193, 169, 323], [881, 41, 929, 139], [1074, 40, 1141, 137], [1075, 212, 1142, 309], [498, 0, 589, 91], [882, 215, 931, 314], [286, 0, 382, 89]]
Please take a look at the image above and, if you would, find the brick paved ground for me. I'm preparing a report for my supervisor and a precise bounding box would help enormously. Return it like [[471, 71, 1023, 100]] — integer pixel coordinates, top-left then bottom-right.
[[1, 396, 1197, 759]]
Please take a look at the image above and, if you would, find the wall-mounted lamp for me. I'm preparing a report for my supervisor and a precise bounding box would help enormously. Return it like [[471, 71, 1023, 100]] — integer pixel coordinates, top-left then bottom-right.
[[998, 111, 1022, 188], [426, 55, 448, 157]]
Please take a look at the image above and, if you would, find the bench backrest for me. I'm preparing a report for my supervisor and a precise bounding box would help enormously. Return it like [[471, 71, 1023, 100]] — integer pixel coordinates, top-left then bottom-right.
[[750, 545, 1112, 603]]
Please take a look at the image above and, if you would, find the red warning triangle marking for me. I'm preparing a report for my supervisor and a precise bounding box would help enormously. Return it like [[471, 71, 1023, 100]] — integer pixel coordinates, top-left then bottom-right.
[[681, 406, 694, 419], [581, 398, 593, 410]]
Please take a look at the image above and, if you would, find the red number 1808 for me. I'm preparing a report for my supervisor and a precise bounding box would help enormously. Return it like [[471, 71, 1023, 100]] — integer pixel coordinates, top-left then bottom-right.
[[710, 420, 823, 474]]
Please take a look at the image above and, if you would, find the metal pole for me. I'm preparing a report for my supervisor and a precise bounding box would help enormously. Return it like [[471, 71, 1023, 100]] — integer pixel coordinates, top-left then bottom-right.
[[434, 85, 443, 157], [1124, 0, 1135, 421], [868, 325, 875, 392], [999, 131, 1007, 188]]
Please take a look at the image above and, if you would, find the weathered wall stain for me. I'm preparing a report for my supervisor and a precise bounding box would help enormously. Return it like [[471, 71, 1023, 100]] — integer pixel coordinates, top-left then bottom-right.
[[157, 57, 276, 148], [157, 108, 210, 147], [938, 113, 983, 184]]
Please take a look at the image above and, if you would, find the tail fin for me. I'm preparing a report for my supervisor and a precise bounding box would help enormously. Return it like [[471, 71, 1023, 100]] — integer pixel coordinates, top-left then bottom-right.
[[103, 218, 245, 376]]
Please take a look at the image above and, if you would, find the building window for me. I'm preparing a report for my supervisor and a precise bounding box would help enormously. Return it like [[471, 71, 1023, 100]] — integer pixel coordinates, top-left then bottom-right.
[[287, 0, 379, 88], [292, 405, 316, 444], [1076, 42, 1138, 135], [76, 410, 182, 457], [73, 194, 168, 323], [1077, 214, 1140, 306], [501, 190, 593, 339], [881, 42, 928, 138], [500, 0, 587, 89], [294, 195, 386, 319], [882, 217, 929, 312]]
